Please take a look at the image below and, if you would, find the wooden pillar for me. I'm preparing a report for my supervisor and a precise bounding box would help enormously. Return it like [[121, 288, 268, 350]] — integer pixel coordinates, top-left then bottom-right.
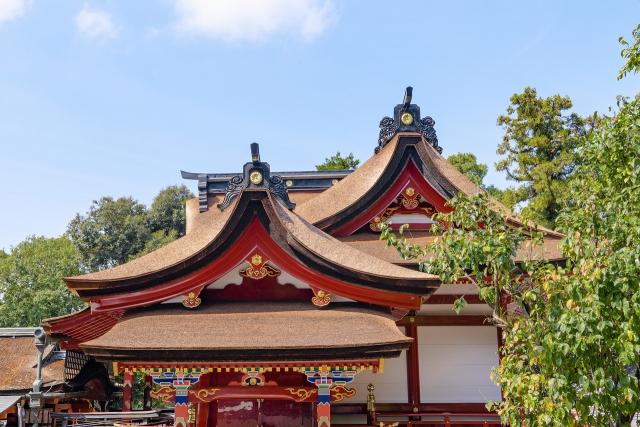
[[150, 371, 201, 427], [122, 370, 134, 412], [143, 375, 153, 411], [316, 383, 332, 427], [366, 384, 377, 426], [195, 374, 211, 427], [405, 317, 421, 413], [306, 367, 357, 427]]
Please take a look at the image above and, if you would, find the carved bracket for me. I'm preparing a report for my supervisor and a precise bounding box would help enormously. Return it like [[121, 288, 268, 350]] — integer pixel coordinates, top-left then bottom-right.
[[182, 291, 202, 309], [311, 289, 331, 307]]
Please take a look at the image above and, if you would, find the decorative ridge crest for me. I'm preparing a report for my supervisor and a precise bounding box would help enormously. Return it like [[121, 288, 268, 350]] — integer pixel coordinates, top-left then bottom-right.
[[376, 86, 441, 154], [217, 143, 296, 211]]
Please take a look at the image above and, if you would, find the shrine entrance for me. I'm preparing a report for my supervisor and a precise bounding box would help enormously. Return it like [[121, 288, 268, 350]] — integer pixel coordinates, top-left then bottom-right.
[[214, 399, 313, 427]]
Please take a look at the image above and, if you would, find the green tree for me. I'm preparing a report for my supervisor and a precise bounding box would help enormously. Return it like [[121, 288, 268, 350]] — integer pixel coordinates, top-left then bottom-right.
[[67, 197, 150, 271], [447, 152, 488, 186], [0, 236, 84, 327], [315, 152, 360, 171], [496, 87, 593, 227], [447, 152, 513, 209], [147, 185, 194, 236], [619, 23, 640, 79]]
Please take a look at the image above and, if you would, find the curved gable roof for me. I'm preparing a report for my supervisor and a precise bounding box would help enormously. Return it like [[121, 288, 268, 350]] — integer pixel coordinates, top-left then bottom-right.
[[296, 133, 563, 239], [64, 189, 438, 306]]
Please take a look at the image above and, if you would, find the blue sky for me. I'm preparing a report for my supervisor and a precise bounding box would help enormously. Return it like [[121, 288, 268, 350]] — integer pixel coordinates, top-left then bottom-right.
[[1, 0, 639, 251]]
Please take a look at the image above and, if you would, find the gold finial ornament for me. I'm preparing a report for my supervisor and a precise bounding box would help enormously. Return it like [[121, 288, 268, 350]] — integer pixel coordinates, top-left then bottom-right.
[[400, 112, 413, 125], [249, 170, 263, 185]]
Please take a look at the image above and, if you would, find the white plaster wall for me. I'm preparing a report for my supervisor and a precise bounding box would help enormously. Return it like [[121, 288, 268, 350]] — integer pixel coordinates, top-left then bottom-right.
[[418, 326, 501, 403], [342, 346, 408, 404]]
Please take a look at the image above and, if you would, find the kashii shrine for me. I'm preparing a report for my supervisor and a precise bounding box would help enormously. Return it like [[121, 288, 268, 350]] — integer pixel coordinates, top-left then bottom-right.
[[36, 88, 564, 427]]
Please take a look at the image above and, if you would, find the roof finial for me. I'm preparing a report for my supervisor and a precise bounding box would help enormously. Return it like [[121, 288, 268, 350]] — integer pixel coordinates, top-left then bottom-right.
[[217, 143, 296, 211], [403, 86, 413, 109], [376, 87, 441, 155], [251, 142, 260, 163]]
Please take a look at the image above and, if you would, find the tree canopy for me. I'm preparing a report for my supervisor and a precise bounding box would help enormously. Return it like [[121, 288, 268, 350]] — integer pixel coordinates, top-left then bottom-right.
[[67, 185, 194, 271], [447, 152, 488, 186], [0, 236, 84, 327], [67, 196, 151, 271], [315, 151, 360, 171], [496, 87, 594, 227], [0, 185, 195, 326], [147, 185, 193, 236]]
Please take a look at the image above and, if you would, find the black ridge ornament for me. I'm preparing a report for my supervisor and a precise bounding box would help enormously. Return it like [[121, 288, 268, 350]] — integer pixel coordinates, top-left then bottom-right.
[[217, 143, 296, 211], [376, 86, 441, 154]]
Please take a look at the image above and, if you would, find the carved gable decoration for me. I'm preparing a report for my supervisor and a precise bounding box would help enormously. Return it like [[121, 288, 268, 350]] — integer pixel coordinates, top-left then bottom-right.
[[369, 186, 437, 232], [239, 253, 281, 280]]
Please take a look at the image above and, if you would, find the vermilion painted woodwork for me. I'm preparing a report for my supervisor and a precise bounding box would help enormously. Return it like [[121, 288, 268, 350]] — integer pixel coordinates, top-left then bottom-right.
[[190, 386, 317, 403], [201, 275, 313, 302], [114, 358, 382, 373], [424, 294, 483, 304], [42, 309, 124, 349], [89, 218, 421, 312], [122, 371, 134, 412], [332, 160, 451, 236], [396, 315, 488, 326]]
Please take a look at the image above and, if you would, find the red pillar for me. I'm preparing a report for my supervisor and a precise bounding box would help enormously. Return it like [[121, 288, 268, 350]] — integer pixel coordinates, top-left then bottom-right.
[[195, 374, 211, 427], [405, 317, 421, 412], [122, 370, 134, 412], [143, 374, 152, 410]]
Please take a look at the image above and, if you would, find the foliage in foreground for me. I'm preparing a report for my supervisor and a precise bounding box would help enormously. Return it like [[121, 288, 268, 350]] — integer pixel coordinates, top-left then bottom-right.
[[382, 91, 640, 424]]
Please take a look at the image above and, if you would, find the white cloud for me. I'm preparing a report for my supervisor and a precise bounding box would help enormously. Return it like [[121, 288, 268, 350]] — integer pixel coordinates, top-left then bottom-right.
[[75, 4, 117, 40], [0, 0, 29, 24], [173, 0, 335, 42]]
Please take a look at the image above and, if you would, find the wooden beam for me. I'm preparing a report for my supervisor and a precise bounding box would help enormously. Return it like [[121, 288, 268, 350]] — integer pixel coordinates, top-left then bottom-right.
[[397, 315, 489, 326], [424, 294, 483, 304]]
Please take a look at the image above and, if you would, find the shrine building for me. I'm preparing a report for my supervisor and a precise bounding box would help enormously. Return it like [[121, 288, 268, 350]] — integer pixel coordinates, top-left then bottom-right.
[[39, 88, 563, 427]]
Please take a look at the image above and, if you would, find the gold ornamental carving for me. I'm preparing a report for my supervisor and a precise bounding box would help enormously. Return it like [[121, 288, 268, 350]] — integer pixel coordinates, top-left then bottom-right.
[[150, 385, 175, 403], [190, 388, 221, 403], [182, 292, 202, 309], [285, 387, 316, 402], [239, 253, 281, 280], [331, 385, 356, 402], [311, 289, 331, 307]]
